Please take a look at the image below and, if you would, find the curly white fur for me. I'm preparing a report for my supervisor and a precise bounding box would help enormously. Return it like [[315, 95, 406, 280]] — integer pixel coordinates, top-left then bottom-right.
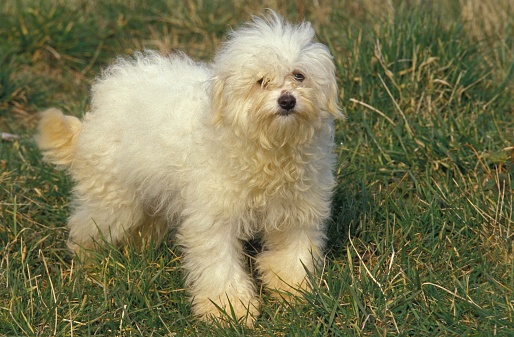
[[36, 11, 342, 326]]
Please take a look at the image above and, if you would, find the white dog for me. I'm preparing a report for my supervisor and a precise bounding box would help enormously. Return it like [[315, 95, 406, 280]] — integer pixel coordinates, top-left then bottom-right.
[[36, 11, 341, 326]]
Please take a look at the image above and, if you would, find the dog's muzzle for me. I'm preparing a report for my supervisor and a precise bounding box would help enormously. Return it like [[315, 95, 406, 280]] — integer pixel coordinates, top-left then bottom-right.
[[277, 93, 296, 116]]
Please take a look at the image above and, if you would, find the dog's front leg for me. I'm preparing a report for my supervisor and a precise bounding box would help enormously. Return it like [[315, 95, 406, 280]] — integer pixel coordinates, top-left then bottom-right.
[[257, 225, 326, 298], [178, 217, 259, 326]]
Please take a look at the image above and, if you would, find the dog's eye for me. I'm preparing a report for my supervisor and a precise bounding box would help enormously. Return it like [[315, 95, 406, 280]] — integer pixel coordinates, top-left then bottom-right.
[[293, 72, 305, 82], [257, 77, 270, 88]]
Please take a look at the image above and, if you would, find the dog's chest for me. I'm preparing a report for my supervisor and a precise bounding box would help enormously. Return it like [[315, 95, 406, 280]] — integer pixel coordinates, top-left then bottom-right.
[[241, 152, 314, 208]]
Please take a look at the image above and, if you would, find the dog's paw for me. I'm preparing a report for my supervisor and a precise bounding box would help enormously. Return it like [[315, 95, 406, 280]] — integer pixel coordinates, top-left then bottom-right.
[[193, 294, 260, 328], [262, 272, 311, 301], [257, 250, 313, 297]]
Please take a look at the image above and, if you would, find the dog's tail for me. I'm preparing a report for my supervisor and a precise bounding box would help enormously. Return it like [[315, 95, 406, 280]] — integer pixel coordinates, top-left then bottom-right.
[[35, 108, 82, 168]]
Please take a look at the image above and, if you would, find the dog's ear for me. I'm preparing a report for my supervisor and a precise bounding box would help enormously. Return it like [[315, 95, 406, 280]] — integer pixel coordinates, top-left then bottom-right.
[[211, 76, 225, 126], [326, 75, 344, 119], [308, 43, 344, 120]]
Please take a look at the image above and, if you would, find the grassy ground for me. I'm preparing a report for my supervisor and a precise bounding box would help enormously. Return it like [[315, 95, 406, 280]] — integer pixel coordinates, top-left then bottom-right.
[[1, 0, 514, 335]]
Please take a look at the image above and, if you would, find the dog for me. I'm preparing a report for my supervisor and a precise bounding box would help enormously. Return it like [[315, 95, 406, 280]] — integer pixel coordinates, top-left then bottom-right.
[[36, 11, 342, 326]]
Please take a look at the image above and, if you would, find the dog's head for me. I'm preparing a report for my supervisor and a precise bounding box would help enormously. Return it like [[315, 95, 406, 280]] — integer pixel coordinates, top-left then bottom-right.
[[211, 11, 342, 148]]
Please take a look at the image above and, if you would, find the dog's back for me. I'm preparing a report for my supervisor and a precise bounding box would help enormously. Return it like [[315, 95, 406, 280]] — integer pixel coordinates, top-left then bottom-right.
[[38, 52, 211, 176]]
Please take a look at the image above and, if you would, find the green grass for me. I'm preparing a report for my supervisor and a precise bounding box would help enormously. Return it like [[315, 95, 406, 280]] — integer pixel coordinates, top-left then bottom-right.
[[1, 0, 514, 335]]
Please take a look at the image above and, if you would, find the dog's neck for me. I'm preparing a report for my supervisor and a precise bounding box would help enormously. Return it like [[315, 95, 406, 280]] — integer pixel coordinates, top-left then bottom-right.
[[220, 124, 328, 197]]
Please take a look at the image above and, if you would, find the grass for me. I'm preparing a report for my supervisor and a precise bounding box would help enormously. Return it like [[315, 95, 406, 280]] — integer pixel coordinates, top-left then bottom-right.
[[1, 0, 514, 335]]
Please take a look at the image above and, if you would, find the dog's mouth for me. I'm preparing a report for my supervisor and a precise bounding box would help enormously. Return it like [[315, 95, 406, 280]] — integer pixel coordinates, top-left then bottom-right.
[[276, 109, 295, 117]]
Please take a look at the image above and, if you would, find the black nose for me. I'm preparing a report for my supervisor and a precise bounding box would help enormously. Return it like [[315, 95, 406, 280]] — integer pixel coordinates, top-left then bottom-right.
[[278, 94, 296, 111]]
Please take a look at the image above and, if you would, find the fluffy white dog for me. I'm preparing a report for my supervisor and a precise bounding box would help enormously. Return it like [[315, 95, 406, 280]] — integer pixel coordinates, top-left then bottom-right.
[[36, 11, 341, 326]]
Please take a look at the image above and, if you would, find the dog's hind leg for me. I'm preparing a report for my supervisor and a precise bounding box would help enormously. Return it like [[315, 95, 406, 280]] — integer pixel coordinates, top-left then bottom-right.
[[66, 198, 145, 259]]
